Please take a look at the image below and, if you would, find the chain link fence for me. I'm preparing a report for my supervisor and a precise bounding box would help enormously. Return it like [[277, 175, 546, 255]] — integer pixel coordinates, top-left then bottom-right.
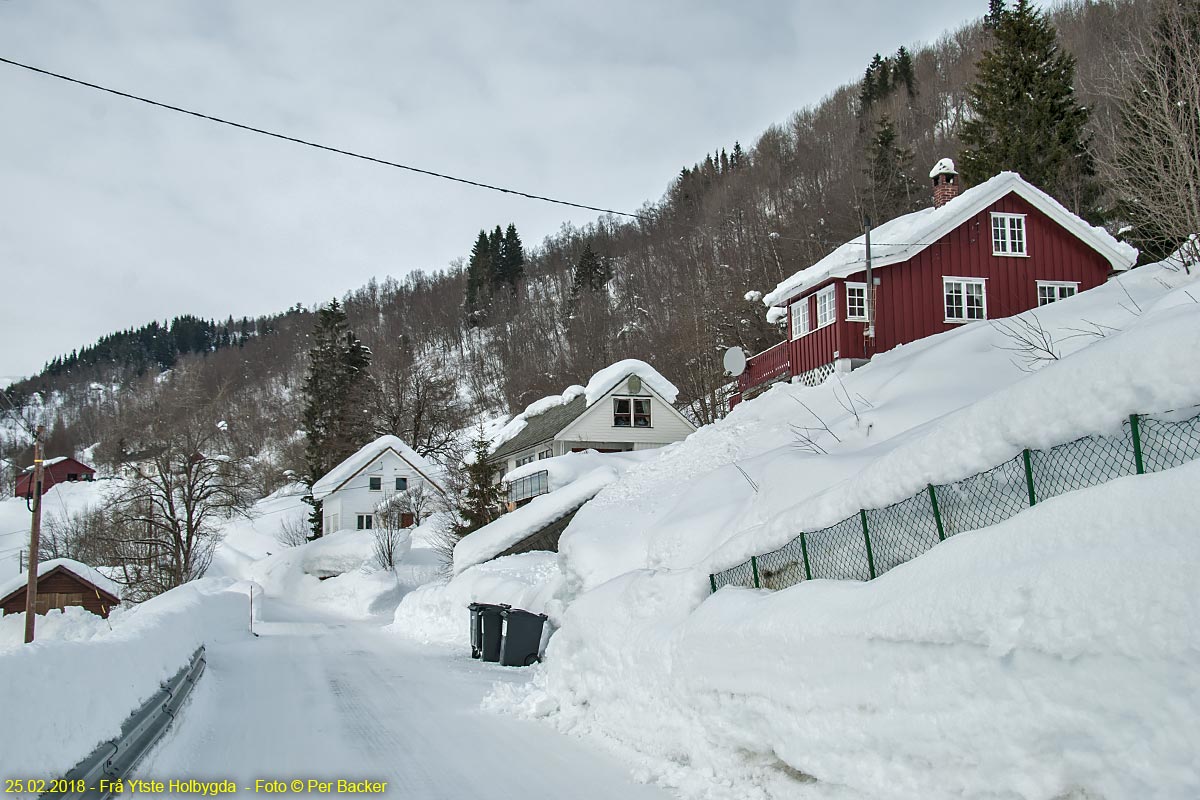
[[711, 409, 1200, 593]]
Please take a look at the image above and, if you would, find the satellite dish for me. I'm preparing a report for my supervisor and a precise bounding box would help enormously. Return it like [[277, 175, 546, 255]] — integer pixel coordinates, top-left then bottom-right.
[[628, 375, 643, 393], [723, 346, 747, 377]]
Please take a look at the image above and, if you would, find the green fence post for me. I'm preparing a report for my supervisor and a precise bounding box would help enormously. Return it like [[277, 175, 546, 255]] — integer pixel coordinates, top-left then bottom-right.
[[709, 574, 717, 594], [750, 556, 761, 588], [799, 532, 813, 580], [1130, 413, 1145, 475], [928, 484, 946, 541], [860, 510, 877, 579], [1022, 449, 1037, 506]]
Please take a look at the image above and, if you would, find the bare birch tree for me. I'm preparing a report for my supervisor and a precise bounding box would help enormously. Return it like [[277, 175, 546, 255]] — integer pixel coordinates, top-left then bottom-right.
[[1102, 0, 1200, 265]]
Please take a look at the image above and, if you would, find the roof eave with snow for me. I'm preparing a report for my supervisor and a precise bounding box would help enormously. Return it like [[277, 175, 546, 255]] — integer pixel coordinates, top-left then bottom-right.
[[763, 172, 1138, 308]]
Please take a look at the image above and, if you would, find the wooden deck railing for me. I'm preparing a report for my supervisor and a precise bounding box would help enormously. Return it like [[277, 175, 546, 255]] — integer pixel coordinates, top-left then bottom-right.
[[737, 340, 791, 393]]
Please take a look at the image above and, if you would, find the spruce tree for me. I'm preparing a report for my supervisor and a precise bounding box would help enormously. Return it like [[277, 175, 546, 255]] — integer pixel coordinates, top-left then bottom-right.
[[487, 226, 505, 292], [464, 230, 491, 319], [864, 115, 917, 221], [894, 46, 916, 98], [301, 299, 373, 537], [958, 0, 1096, 212], [499, 223, 525, 290], [453, 430, 502, 536]]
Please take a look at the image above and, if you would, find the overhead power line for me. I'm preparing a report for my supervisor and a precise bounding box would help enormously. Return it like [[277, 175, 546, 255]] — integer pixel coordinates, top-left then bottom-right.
[[0, 55, 646, 220]]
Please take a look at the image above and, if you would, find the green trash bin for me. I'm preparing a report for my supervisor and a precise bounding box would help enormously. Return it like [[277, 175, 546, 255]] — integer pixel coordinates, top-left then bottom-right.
[[499, 607, 547, 667]]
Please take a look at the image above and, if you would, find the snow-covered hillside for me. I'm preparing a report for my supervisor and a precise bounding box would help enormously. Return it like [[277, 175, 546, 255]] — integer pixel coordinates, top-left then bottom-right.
[[465, 259, 1200, 799]]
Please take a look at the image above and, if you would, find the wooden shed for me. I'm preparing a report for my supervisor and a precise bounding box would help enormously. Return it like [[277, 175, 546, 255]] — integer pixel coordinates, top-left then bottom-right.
[[0, 559, 120, 618], [15, 456, 96, 498]]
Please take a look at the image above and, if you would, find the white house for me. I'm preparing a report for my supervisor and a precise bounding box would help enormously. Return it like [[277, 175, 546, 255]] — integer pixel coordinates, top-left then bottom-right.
[[311, 435, 445, 536], [488, 360, 697, 491]]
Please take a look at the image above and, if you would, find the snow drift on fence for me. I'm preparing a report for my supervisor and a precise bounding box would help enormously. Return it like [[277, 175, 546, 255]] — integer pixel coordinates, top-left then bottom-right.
[[490, 462, 1200, 799], [0, 578, 254, 778], [558, 261, 1200, 593]]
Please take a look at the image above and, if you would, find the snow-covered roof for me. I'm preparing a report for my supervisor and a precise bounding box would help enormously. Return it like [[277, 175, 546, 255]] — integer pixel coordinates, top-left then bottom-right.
[[0, 558, 121, 603], [490, 360, 680, 459], [453, 468, 618, 574], [311, 435, 445, 501], [21, 456, 82, 473], [583, 359, 678, 406], [762, 172, 1139, 307]]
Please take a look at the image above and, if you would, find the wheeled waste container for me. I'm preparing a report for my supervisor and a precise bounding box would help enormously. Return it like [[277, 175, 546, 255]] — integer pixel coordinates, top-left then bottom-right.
[[470, 603, 509, 662], [498, 607, 548, 667]]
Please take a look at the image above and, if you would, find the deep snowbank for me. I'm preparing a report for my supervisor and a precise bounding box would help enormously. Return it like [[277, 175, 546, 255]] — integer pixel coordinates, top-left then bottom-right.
[[392, 551, 563, 646], [492, 463, 1200, 799], [0, 578, 254, 778]]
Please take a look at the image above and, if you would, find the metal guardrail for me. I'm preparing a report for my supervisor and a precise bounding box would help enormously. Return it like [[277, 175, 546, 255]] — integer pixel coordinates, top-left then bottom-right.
[[40, 646, 207, 800]]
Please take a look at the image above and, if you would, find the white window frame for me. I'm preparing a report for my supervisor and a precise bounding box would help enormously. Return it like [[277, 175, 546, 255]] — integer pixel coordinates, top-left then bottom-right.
[[1036, 280, 1079, 306], [815, 285, 836, 329], [991, 212, 1028, 257], [789, 299, 810, 340], [613, 396, 652, 428], [515, 454, 535, 467], [368, 476, 382, 491], [395, 476, 408, 491], [537, 448, 552, 460], [356, 514, 373, 530], [845, 282, 867, 322], [943, 277, 988, 323]]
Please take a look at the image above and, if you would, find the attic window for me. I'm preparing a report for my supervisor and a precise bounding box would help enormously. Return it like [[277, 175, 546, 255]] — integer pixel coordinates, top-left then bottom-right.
[[614, 397, 651, 428], [369, 476, 382, 491], [991, 213, 1027, 256], [395, 477, 408, 491]]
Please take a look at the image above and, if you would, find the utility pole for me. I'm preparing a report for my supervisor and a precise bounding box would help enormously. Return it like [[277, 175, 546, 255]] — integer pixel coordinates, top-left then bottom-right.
[[863, 217, 876, 343], [23, 425, 45, 644]]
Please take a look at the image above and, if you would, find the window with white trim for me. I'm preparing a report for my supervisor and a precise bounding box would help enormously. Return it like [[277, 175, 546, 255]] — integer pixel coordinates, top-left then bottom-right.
[[790, 299, 810, 339], [368, 476, 382, 491], [356, 514, 373, 530], [991, 213, 1027, 256], [845, 283, 867, 321], [613, 397, 652, 428], [515, 454, 535, 467], [537, 448, 552, 460], [816, 285, 836, 328], [395, 477, 408, 491], [1037, 281, 1078, 306], [943, 277, 987, 322]]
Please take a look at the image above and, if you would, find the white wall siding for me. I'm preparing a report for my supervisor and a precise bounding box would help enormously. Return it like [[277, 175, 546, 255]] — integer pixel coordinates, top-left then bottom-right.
[[558, 375, 696, 447], [320, 450, 430, 535]]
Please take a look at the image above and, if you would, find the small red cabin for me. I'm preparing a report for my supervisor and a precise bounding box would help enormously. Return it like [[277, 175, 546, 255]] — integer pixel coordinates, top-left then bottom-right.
[[732, 163, 1136, 405], [15, 456, 95, 498], [0, 559, 120, 618]]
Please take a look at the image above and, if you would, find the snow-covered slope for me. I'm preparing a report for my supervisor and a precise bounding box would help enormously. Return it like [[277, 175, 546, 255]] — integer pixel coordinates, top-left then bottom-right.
[[482, 260, 1200, 799]]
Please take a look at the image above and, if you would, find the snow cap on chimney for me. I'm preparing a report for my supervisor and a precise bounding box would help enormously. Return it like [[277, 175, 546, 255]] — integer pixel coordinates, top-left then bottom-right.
[[929, 158, 960, 208]]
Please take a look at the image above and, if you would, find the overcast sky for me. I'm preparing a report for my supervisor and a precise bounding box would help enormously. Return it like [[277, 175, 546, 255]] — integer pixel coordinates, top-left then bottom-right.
[[0, 0, 987, 381]]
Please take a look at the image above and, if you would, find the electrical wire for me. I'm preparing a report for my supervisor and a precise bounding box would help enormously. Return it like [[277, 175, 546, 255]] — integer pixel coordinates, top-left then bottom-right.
[[0, 55, 647, 220]]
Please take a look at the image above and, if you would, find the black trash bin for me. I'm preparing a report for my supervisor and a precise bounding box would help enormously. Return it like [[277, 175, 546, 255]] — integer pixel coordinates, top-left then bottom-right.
[[498, 607, 548, 667], [472, 603, 509, 662]]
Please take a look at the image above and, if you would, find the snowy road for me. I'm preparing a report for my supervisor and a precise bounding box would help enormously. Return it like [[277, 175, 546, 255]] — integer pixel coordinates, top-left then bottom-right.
[[137, 597, 667, 799]]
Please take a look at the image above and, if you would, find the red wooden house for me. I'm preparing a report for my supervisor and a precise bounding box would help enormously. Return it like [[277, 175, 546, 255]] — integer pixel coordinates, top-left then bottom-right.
[[15, 456, 96, 498], [731, 160, 1137, 405]]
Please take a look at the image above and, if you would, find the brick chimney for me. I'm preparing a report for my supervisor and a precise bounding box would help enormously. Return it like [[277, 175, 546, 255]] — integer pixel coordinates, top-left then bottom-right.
[[929, 158, 961, 208]]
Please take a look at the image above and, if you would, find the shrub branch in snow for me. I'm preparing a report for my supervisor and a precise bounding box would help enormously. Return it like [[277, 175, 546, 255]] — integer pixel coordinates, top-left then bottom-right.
[[990, 313, 1060, 372]]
